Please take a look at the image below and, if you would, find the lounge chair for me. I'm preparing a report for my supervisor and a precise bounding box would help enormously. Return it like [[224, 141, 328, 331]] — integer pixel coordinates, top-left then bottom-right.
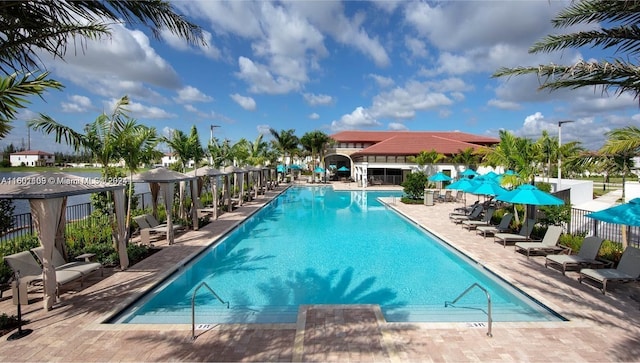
[[493, 219, 536, 247], [450, 204, 483, 224], [31, 246, 102, 279], [545, 236, 606, 275], [476, 213, 513, 238], [514, 225, 567, 257], [451, 200, 480, 216], [461, 207, 495, 231], [4, 251, 84, 297], [578, 246, 640, 294]]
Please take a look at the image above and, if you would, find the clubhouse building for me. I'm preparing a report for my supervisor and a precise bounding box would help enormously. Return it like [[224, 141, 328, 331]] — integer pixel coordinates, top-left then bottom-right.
[[325, 130, 500, 186]]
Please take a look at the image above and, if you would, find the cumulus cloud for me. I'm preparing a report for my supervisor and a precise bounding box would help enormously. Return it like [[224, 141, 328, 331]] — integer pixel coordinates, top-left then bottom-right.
[[308, 112, 320, 120], [303, 93, 333, 106], [236, 56, 301, 94], [331, 106, 380, 131], [368, 74, 395, 88], [105, 98, 176, 120], [230, 93, 257, 111], [370, 80, 453, 119], [174, 86, 213, 103], [161, 28, 221, 60], [257, 124, 271, 135], [61, 95, 93, 113], [487, 99, 520, 110], [388, 122, 408, 130]]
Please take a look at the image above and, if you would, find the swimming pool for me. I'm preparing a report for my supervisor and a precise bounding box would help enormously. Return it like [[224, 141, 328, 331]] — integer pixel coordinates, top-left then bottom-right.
[[111, 186, 563, 324]]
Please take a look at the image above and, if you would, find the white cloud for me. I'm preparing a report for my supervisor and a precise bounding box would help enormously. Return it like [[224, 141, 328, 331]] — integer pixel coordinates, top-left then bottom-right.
[[303, 93, 333, 106], [236, 56, 301, 94], [388, 122, 408, 130], [230, 93, 257, 111], [331, 106, 380, 131], [404, 36, 428, 59], [487, 99, 521, 110], [175, 86, 213, 103], [61, 95, 93, 113], [161, 28, 221, 60], [257, 124, 271, 135], [368, 74, 395, 88], [105, 98, 176, 120], [370, 80, 454, 119], [308, 112, 320, 120]]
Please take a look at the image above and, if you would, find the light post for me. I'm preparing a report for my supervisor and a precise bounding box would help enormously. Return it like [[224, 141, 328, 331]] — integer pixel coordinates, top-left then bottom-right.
[[209, 125, 220, 165], [557, 120, 574, 191]]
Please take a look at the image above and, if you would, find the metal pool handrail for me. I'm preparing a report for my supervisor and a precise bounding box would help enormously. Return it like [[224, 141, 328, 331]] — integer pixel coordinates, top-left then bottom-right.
[[445, 282, 492, 337], [191, 282, 229, 340]]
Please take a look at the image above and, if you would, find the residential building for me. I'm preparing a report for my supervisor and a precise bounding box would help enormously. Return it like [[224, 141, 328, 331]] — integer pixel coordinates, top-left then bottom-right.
[[326, 130, 500, 186], [9, 150, 55, 167], [161, 153, 195, 168]]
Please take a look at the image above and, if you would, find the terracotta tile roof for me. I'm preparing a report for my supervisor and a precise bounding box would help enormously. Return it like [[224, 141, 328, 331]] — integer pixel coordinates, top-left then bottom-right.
[[10, 150, 54, 156], [330, 131, 498, 155]]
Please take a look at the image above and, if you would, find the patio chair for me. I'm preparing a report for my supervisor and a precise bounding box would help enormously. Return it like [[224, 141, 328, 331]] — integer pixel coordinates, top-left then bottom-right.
[[437, 190, 454, 203], [450, 204, 483, 223], [476, 213, 513, 238], [578, 246, 640, 294], [31, 246, 102, 279], [4, 251, 84, 297], [513, 225, 567, 258], [453, 190, 464, 203], [545, 236, 606, 275], [461, 207, 495, 231], [493, 219, 536, 247]]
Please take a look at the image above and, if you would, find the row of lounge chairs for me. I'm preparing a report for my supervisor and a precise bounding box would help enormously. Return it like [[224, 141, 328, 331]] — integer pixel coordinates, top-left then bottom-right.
[[449, 203, 640, 294], [4, 247, 102, 299], [133, 213, 185, 245]]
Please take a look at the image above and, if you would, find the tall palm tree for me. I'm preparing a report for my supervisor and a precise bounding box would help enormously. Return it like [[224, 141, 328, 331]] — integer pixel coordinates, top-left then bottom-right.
[[300, 130, 331, 172], [599, 126, 640, 200], [409, 149, 445, 175], [494, 0, 640, 99], [0, 1, 204, 136], [535, 130, 557, 182], [208, 138, 234, 168], [164, 129, 191, 172], [269, 128, 299, 173], [114, 120, 160, 240], [29, 95, 130, 176], [451, 147, 482, 174], [246, 134, 270, 166]]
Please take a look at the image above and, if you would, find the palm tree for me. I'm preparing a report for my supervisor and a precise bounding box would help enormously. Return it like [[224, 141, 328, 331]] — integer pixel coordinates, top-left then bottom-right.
[[29, 95, 130, 176], [269, 128, 299, 176], [409, 149, 445, 175], [535, 130, 557, 182], [164, 129, 191, 172], [208, 138, 234, 168], [599, 126, 640, 200], [300, 130, 332, 173], [246, 134, 270, 167], [0, 1, 204, 136], [113, 120, 160, 240], [493, 1, 640, 99], [451, 147, 482, 174]]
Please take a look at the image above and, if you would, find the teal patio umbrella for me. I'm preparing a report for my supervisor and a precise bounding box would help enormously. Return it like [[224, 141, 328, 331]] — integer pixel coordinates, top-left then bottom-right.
[[460, 169, 478, 178], [337, 166, 350, 172], [482, 171, 499, 180], [468, 179, 508, 198], [428, 171, 452, 182], [314, 166, 326, 173], [446, 178, 477, 205], [586, 198, 640, 247], [496, 184, 564, 233]]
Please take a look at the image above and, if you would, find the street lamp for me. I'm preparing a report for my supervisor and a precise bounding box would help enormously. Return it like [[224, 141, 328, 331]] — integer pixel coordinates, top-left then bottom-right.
[[557, 120, 574, 191], [209, 125, 220, 165]]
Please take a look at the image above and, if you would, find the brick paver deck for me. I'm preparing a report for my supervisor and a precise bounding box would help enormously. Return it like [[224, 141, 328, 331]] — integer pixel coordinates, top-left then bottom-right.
[[0, 182, 638, 362]]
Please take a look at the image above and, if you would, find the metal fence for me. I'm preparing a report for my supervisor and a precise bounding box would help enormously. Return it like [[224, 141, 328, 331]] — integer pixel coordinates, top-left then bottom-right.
[[1, 191, 154, 244], [569, 207, 640, 248]]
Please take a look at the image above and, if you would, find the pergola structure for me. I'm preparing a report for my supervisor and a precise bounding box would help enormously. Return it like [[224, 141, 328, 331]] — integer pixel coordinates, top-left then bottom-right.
[[0, 172, 126, 311]]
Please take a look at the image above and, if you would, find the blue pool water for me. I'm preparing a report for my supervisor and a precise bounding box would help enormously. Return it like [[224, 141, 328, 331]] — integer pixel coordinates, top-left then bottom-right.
[[112, 186, 563, 324]]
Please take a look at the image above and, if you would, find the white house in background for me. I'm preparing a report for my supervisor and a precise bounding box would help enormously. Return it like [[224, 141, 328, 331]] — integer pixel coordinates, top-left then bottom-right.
[[161, 153, 195, 168], [9, 150, 55, 167]]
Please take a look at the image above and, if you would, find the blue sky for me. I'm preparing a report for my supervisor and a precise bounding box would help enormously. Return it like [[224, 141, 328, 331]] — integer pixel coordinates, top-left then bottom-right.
[[6, 0, 640, 153]]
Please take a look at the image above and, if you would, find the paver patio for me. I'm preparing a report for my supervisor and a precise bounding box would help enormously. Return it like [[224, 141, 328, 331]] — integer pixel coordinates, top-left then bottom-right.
[[0, 182, 638, 362]]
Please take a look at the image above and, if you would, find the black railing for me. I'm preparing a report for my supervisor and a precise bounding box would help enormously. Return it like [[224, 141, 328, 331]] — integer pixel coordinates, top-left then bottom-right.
[[1, 191, 155, 244], [569, 208, 640, 248]]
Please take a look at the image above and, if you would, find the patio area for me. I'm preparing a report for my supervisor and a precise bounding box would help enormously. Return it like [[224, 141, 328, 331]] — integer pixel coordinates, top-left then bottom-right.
[[0, 183, 639, 362]]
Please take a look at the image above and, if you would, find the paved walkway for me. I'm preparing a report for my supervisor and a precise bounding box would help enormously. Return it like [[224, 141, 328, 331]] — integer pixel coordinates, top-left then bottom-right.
[[0, 183, 639, 362]]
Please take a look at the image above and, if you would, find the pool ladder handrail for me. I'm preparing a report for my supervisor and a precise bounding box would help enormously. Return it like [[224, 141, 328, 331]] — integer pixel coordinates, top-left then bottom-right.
[[191, 282, 229, 340], [445, 282, 492, 337]]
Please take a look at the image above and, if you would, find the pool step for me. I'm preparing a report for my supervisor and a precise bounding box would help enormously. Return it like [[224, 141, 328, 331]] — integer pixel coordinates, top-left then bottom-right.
[[119, 303, 555, 324]]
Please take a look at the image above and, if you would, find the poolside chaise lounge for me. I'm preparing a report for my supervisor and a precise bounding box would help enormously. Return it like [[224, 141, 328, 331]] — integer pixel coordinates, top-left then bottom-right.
[[4, 251, 85, 297], [31, 246, 103, 279], [461, 207, 495, 231], [494, 219, 536, 247], [545, 236, 606, 275], [578, 246, 640, 294], [450, 204, 483, 224], [451, 200, 480, 216], [513, 225, 567, 258], [476, 213, 513, 238]]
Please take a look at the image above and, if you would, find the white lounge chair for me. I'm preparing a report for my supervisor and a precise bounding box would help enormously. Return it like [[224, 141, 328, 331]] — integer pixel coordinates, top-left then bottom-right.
[[514, 225, 567, 258], [31, 246, 102, 279], [578, 246, 640, 294], [4, 251, 84, 298], [545, 236, 606, 275], [476, 213, 513, 238], [494, 219, 536, 247]]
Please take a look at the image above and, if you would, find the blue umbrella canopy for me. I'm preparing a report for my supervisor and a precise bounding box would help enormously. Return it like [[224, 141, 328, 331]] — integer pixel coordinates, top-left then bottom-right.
[[337, 166, 350, 172], [468, 179, 508, 197], [428, 171, 452, 182], [586, 198, 640, 227], [314, 166, 326, 173], [482, 171, 500, 180], [290, 164, 302, 170], [276, 164, 286, 173], [460, 169, 478, 177], [496, 184, 564, 206], [445, 178, 477, 192]]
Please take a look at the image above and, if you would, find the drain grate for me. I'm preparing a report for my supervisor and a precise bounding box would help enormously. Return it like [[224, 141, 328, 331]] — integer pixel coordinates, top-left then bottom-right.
[[466, 322, 486, 328]]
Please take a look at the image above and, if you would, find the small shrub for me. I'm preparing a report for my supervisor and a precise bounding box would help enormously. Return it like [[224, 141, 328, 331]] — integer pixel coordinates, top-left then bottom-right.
[[401, 172, 428, 200], [400, 196, 423, 204], [557, 233, 586, 253], [599, 240, 624, 264]]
